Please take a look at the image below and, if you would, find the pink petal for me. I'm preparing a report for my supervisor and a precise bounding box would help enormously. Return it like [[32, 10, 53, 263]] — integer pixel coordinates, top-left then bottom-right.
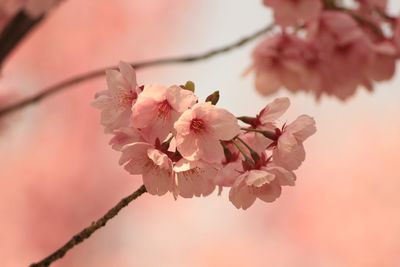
[[229, 174, 257, 210], [244, 170, 275, 187], [173, 108, 193, 137], [173, 159, 217, 198], [285, 115, 317, 142], [118, 61, 137, 88], [175, 133, 199, 161], [265, 165, 296, 186], [119, 142, 152, 174], [207, 106, 241, 141], [259, 97, 290, 124], [109, 127, 143, 151], [274, 133, 306, 170], [196, 134, 225, 163], [138, 84, 167, 102], [213, 160, 243, 187], [131, 97, 159, 128], [255, 70, 281, 96], [166, 85, 197, 112], [142, 165, 173, 196], [105, 69, 130, 93], [256, 181, 282, 203]]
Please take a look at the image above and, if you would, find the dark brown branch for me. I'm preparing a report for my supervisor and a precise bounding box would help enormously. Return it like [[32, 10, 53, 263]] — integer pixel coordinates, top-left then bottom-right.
[[0, 11, 43, 68], [29, 185, 147, 267], [0, 24, 274, 118]]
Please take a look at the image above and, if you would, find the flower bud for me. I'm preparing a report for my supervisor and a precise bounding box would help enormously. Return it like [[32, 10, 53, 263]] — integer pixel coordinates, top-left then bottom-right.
[[205, 90, 220, 105], [180, 81, 195, 92]]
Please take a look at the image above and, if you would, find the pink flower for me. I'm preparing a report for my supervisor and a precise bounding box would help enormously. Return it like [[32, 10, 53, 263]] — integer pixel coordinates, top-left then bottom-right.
[[173, 159, 218, 198], [119, 142, 174, 196], [263, 0, 322, 27], [306, 11, 377, 100], [213, 159, 242, 188], [237, 98, 291, 154], [252, 34, 312, 96], [174, 102, 241, 163], [109, 127, 144, 151], [307, 12, 365, 50], [323, 39, 373, 100], [229, 164, 296, 210], [213, 142, 242, 188], [367, 42, 396, 82], [92, 62, 140, 133], [272, 115, 316, 170], [131, 84, 197, 144], [257, 97, 290, 129], [356, 0, 387, 10]]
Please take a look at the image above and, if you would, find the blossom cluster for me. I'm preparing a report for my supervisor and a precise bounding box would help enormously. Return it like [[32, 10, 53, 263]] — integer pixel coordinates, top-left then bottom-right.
[[252, 0, 399, 100], [92, 62, 316, 209]]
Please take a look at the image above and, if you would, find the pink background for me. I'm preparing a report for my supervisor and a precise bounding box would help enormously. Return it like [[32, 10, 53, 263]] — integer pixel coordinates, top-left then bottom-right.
[[1, 1, 400, 266]]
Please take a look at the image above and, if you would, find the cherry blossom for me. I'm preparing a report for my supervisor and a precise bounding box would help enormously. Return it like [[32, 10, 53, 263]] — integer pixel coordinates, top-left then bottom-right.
[[252, 34, 310, 96], [213, 141, 242, 189], [119, 142, 174, 196], [257, 97, 290, 129], [174, 102, 240, 163], [173, 159, 218, 198], [93, 65, 316, 209], [252, 2, 400, 101], [92, 61, 140, 133], [271, 115, 316, 170], [229, 160, 296, 210], [263, 0, 322, 27], [356, 0, 387, 10], [131, 84, 197, 144], [109, 127, 144, 151]]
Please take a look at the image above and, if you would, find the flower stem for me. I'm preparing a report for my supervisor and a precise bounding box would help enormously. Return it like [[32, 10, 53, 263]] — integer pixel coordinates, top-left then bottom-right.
[[235, 136, 260, 162], [240, 128, 276, 141], [29, 185, 147, 267], [232, 140, 253, 164]]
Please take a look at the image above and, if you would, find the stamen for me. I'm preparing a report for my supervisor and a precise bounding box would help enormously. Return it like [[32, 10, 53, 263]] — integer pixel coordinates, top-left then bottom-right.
[[157, 100, 172, 120], [114, 89, 135, 107], [190, 118, 206, 134]]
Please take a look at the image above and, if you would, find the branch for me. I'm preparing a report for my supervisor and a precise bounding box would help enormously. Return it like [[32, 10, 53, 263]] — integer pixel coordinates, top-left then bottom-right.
[[29, 185, 147, 267], [0, 11, 43, 68], [0, 24, 274, 118]]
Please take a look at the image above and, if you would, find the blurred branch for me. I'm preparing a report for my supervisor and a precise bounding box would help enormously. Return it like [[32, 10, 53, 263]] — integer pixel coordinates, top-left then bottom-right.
[[29, 185, 147, 267], [0, 23, 274, 118], [0, 11, 43, 68]]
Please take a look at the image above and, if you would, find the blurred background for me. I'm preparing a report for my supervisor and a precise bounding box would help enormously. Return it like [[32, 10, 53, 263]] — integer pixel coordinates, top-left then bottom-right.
[[1, 0, 400, 266]]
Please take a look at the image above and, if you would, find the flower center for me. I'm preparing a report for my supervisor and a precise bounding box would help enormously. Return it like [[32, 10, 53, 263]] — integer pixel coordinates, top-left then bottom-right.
[[190, 118, 206, 134], [157, 100, 172, 120], [115, 89, 136, 107]]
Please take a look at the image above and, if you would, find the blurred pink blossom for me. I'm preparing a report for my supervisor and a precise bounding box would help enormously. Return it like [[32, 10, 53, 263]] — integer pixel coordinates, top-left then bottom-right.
[[263, 0, 322, 27]]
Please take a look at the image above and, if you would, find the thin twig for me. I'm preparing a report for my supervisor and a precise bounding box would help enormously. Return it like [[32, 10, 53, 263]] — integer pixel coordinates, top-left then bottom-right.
[[29, 184, 147, 267], [0, 24, 274, 118], [0, 11, 43, 68]]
